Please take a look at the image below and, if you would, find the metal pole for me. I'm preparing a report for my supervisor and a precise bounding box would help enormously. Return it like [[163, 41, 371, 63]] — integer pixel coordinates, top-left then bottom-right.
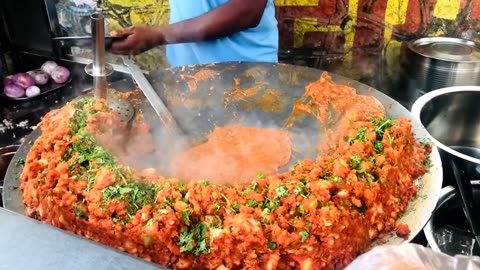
[[91, 12, 108, 99]]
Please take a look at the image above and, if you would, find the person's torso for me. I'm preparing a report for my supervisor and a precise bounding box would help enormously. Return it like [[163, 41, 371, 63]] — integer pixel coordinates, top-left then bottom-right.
[[166, 0, 278, 67]]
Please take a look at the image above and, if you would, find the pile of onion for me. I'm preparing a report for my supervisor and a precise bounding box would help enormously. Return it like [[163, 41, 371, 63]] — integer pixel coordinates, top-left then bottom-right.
[[3, 60, 70, 98]]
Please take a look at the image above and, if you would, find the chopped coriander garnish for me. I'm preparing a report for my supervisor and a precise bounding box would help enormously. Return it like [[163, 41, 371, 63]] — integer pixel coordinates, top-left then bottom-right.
[[350, 155, 362, 169], [181, 209, 191, 223], [237, 188, 252, 196], [299, 231, 309, 242], [178, 181, 187, 193], [423, 157, 432, 168], [232, 201, 241, 213], [276, 186, 289, 197], [193, 222, 208, 256], [260, 197, 280, 211], [14, 158, 25, 167], [372, 118, 395, 138], [246, 200, 258, 207], [328, 176, 343, 183], [198, 179, 210, 186], [373, 141, 383, 153], [73, 207, 86, 219], [177, 223, 210, 256], [178, 228, 194, 252], [101, 181, 156, 215], [347, 127, 367, 145], [267, 241, 277, 249], [297, 203, 306, 215], [163, 197, 174, 207], [256, 172, 265, 179]]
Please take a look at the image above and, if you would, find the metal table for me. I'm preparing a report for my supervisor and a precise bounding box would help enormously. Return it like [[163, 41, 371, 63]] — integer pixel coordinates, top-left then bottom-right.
[[0, 208, 164, 270]]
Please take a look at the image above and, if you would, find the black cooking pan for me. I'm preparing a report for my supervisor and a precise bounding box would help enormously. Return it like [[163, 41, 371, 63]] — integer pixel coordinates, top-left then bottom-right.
[[3, 62, 443, 247]]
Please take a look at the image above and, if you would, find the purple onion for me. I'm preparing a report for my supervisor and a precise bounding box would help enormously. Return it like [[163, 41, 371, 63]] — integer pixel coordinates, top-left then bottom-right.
[[4, 84, 25, 98], [3, 75, 13, 86], [33, 71, 50, 85], [26, 85, 41, 97], [51, 66, 70, 84], [12, 73, 35, 88], [41, 61, 58, 75]]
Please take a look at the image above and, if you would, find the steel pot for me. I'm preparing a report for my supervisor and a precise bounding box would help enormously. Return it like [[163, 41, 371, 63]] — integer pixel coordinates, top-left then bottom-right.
[[400, 37, 480, 109], [424, 184, 480, 256], [411, 86, 480, 250]]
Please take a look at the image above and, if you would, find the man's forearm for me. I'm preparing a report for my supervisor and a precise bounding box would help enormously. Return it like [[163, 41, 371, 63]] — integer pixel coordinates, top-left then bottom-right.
[[162, 0, 268, 44]]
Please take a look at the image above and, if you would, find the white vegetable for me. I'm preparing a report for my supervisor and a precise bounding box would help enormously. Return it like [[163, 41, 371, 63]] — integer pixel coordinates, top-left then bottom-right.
[[41, 61, 58, 75], [33, 71, 50, 85], [26, 85, 41, 97]]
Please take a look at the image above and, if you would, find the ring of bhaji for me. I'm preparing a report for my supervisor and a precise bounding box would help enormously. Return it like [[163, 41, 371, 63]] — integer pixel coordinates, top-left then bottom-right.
[[19, 72, 431, 270]]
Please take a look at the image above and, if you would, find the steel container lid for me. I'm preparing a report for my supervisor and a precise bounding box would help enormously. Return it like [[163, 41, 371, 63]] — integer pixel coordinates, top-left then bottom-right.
[[408, 37, 480, 63]]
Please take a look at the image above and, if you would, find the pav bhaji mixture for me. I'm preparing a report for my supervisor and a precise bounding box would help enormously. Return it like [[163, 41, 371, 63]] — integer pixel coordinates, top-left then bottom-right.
[[20, 73, 431, 270]]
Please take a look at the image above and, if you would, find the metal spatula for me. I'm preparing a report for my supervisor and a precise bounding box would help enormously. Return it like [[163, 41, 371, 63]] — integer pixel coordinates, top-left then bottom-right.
[[82, 12, 135, 125], [122, 57, 181, 133], [81, 88, 135, 124], [106, 89, 135, 123], [121, 56, 206, 147]]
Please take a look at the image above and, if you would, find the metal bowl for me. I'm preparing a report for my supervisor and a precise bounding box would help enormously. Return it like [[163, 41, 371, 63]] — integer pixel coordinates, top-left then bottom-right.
[[411, 86, 480, 182], [411, 86, 480, 247]]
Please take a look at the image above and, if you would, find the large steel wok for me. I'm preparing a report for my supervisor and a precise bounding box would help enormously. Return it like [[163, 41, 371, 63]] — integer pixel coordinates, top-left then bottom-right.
[[2, 62, 443, 249]]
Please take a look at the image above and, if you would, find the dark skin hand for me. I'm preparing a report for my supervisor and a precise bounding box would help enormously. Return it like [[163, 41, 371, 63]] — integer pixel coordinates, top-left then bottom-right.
[[109, 0, 268, 55]]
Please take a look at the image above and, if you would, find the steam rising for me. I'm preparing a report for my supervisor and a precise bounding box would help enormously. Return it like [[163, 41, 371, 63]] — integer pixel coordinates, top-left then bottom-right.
[[91, 63, 385, 185]]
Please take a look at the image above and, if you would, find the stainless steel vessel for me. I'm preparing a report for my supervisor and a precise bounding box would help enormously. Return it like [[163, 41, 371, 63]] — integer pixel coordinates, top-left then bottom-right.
[[401, 37, 480, 108], [412, 86, 480, 250], [424, 184, 480, 256]]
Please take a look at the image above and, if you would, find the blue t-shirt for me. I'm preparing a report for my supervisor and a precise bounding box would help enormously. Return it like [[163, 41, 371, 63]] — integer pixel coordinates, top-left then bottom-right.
[[166, 0, 279, 67]]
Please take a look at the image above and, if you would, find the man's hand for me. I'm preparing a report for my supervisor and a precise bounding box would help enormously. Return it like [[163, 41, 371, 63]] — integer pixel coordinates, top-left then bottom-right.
[[110, 25, 165, 55], [109, 0, 269, 55]]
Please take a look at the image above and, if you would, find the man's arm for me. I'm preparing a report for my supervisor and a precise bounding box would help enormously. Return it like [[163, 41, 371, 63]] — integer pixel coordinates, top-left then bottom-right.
[[110, 0, 268, 55]]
